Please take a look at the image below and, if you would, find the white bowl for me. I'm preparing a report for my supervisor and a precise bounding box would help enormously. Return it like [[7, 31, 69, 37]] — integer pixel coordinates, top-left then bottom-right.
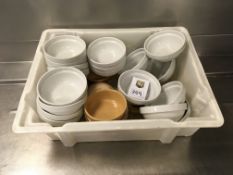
[[37, 67, 87, 106], [47, 64, 89, 76], [39, 113, 81, 127], [142, 109, 186, 121], [87, 37, 126, 67], [118, 69, 161, 105], [148, 59, 176, 83], [90, 58, 126, 77], [154, 81, 186, 105], [37, 99, 84, 121], [140, 102, 187, 114], [144, 30, 186, 62], [140, 103, 187, 121], [91, 65, 123, 77], [46, 57, 88, 67], [120, 48, 148, 73], [37, 104, 82, 127], [37, 95, 87, 116], [43, 35, 87, 65], [47, 62, 89, 71], [37, 101, 83, 121]]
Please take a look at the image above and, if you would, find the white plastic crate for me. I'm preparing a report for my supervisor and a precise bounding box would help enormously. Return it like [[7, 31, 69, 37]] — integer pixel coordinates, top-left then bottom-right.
[[12, 27, 224, 147]]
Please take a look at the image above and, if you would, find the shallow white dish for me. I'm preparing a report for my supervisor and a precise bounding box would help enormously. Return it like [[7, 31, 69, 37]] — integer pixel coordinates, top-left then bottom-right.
[[142, 109, 186, 121], [37, 100, 84, 121], [37, 67, 87, 106], [47, 62, 89, 72], [118, 69, 161, 105], [43, 35, 87, 64], [37, 95, 87, 116], [47, 65, 90, 76], [140, 103, 187, 121], [148, 59, 176, 83], [140, 102, 187, 114], [37, 106, 82, 127], [38, 113, 80, 127], [121, 48, 148, 72], [46, 57, 88, 67], [87, 37, 126, 67], [144, 30, 186, 62], [153, 81, 186, 105], [90, 58, 126, 77]]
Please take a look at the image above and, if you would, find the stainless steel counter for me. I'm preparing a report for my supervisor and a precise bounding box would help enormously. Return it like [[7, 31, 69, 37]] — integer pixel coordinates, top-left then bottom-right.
[[0, 68, 233, 174], [1, 0, 233, 173]]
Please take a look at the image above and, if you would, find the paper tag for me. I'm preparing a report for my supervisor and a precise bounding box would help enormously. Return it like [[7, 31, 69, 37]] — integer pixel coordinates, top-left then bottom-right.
[[127, 77, 150, 100]]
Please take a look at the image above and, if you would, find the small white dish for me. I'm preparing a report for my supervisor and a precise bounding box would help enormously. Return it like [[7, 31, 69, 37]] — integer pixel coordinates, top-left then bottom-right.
[[87, 37, 126, 67], [140, 102, 187, 114], [43, 35, 87, 65], [37, 67, 87, 106], [118, 69, 161, 105], [144, 30, 186, 62], [121, 48, 148, 72], [157, 81, 186, 104], [37, 95, 87, 116], [142, 109, 186, 121], [148, 59, 176, 83], [39, 113, 80, 127], [37, 104, 82, 127], [140, 103, 187, 121], [47, 64, 89, 76], [46, 56, 88, 67], [47, 62, 89, 72], [90, 58, 126, 77], [45, 56, 87, 67], [37, 99, 83, 121]]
